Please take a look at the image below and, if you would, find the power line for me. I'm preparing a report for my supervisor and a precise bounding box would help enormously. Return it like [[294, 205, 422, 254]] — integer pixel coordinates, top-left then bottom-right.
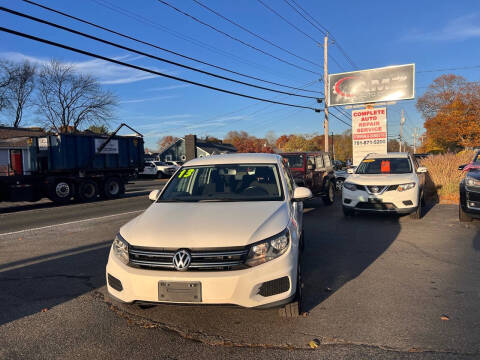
[[1, 6, 321, 100], [255, 0, 344, 71], [191, 0, 321, 68], [285, 0, 358, 69], [89, 0, 297, 82], [0, 26, 321, 111], [22, 0, 321, 95], [156, 0, 321, 75], [329, 109, 352, 128]]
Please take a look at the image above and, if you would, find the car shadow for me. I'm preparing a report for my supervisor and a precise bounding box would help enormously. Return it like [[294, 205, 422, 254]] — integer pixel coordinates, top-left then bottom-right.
[[0, 242, 111, 325], [301, 199, 401, 313]]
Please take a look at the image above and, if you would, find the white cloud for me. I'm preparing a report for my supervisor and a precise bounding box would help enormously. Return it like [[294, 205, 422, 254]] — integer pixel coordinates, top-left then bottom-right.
[[403, 13, 480, 42], [147, 84, 191, 91], [0, 52, 171, 85]]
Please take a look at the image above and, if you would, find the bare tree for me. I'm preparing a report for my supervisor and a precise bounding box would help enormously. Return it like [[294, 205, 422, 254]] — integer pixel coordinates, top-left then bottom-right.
[[37, 60, 116, 132], [5, 61, 36, 127], [0, 60, 12, 112]]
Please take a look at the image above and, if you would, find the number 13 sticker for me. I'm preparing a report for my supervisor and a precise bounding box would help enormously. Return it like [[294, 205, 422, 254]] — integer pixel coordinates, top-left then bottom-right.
[[178, 169, 194, 178]]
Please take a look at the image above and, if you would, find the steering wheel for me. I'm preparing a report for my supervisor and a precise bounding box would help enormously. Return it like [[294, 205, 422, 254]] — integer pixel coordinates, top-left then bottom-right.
[[242, 186, 269, 195]]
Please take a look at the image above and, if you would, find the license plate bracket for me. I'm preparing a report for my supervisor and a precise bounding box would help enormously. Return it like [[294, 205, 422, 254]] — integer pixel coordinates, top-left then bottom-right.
[[158, 281, 202, 302], [368, 197, 382, 203]]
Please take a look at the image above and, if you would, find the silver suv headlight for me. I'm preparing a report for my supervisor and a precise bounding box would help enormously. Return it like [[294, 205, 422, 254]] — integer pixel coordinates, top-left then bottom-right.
[[112, 233, 129, 264], [343, 182, 357, 191], [245, 229, 290, 267], [397, 182, 416, 192]]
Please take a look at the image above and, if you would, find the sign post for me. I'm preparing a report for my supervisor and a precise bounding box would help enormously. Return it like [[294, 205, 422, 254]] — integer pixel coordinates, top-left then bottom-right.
[[352, 107, 387, 165]]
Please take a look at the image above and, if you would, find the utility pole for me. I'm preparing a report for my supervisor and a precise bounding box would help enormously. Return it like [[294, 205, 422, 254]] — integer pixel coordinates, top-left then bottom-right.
[[331, 131, 335, 160], [399, 109, 405, 152], [323, 34, 329, 153]]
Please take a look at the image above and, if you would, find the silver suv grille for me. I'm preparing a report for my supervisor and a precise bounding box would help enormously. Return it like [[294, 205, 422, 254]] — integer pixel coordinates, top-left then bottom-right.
[[128, 246, 249, 271]]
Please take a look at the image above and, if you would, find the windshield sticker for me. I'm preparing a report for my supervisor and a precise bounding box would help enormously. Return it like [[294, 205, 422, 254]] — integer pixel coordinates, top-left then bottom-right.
[[362, 159, 375, 163], [381, 160, 391, 173], [178, 169, 194, 178]]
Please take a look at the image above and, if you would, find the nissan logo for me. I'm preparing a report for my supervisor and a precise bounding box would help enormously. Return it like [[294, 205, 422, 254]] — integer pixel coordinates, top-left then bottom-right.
[[173, 249, 192, 271], [371, 186, 379, 193]]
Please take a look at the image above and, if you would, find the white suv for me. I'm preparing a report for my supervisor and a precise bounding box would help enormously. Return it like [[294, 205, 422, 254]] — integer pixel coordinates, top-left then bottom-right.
[[342, 153, 427, 219], [106, 153, 312, 314]]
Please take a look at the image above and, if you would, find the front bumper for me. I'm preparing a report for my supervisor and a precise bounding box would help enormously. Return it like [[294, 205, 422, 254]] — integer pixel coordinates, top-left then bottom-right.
[[461, 185, 480, 217], [342, 186, 419, 214], [106, 246, 297, 308]]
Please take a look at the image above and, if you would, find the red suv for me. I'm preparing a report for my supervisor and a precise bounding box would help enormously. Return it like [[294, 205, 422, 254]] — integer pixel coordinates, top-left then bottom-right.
[[280, 152, 335, 205]]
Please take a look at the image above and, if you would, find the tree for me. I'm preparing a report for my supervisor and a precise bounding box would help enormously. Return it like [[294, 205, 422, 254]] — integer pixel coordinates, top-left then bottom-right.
[[86, 124, 109, 134], [416, 74, 480, 151], [0, 60, 12, 112], [37, 60, 116, 133], [224, 131, 273, 153], [4, 61, 36, 127], [157, 135, 178, 150]]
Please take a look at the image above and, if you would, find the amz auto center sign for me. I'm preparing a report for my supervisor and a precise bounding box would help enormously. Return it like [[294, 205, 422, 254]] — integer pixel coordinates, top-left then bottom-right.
[[352, 108, 387, 166]]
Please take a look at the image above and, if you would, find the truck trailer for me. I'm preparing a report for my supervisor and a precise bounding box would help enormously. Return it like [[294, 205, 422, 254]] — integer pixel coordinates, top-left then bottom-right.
[[0, 124, 144, 204]]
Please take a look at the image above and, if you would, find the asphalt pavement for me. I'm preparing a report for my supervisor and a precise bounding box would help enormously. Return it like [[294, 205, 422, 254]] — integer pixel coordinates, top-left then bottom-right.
[[0, 183, 479, 359]]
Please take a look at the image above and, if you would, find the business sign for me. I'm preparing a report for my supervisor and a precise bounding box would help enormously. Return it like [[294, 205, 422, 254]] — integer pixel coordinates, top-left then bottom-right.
[[352, 107, 387, 166], [328, 64, 415, 106], [38, 137, 49, 150], [94, 138, 119, 154]]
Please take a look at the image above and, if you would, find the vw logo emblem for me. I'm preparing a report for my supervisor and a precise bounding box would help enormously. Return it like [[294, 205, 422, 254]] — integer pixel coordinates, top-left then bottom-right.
[[173, 249, 191, 271]]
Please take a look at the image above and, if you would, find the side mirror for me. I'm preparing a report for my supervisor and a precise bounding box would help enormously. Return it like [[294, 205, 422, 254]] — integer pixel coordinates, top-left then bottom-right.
[[149, 189, 160, 202], [292, 187, 312, 202], [307, 164, 315, 170], [458, 164, 466, 171], [347, 168, 355, 174], [417, 166, 427, 173]]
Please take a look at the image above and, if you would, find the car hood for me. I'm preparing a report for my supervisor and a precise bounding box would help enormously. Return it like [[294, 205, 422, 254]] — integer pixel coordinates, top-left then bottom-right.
[[346, 173, 416, 185], [467, 169, 480, 180], [120, 201, 289, 248]]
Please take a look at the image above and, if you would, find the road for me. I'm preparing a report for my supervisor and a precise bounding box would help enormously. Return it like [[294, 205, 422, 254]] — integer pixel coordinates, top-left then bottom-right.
[[0, 181, 479, 359]]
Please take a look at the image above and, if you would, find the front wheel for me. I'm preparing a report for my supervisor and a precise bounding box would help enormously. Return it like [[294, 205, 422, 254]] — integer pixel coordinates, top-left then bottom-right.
[[104, 177, 124, 199], [335, 178, 344, 191], [410, 192, 424, 219], [77, 179, 98, 202], [322, 181, 335, 206], [279, 250, 303, 318]]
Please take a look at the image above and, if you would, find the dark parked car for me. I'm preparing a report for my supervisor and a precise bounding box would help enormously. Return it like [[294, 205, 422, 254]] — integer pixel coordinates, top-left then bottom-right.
[[280, 151, 335, 205], [459, 152, 480, 222]]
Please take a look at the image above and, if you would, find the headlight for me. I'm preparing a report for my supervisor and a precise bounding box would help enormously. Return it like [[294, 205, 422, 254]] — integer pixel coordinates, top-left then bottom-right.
[[343, 182, 357, 191], [397, 183, 416, 192], [245, 229, 290, 267], [466, 178, 480, 187], [112, 233, 129, 264]]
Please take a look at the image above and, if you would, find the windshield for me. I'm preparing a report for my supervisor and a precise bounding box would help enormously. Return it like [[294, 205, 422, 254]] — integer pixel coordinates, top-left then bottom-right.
[[282, 154, 304, 168], [154, 161, 165, 166], [474, 152, 480, 164], [356, 158, 412, 174], [158, 164, 284, 202]]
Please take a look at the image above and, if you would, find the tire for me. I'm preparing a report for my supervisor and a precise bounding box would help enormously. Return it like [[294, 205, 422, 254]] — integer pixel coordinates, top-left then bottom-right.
[[410, 192, 423, 219], [104, 177, 124, 199], [335, 178, 344, 191], [343, 205, 355, 217], [77, 179, 98, 202], [279, 251, 303, 318], [459, 205, 472, 222], [322, 181, 335, 206], [48, 179, 74, 204]]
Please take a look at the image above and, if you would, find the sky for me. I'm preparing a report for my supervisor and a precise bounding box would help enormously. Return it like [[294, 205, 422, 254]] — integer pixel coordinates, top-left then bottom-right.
[[1, 0, 480, 149]]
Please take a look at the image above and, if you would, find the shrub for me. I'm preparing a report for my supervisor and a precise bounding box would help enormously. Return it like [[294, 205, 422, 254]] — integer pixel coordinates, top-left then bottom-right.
[[419, 151, 476, 203]]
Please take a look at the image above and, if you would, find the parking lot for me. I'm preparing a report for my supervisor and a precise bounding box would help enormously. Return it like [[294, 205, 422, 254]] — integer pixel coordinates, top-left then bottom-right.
[[1, 178, 479, 359]]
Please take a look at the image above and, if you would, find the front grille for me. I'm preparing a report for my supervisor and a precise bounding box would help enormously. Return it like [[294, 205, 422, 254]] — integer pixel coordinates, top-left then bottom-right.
[[356, 202, 396, 210], [258, 276, 290, 297], [467, 191, 480, 202], [128, 245, 249, 271], [366, 185, 387, 194]]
